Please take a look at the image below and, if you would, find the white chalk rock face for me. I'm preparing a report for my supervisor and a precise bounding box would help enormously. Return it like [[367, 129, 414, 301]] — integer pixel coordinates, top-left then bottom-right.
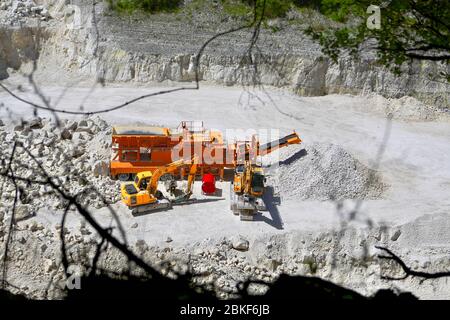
[[2, 1, 448, 108]]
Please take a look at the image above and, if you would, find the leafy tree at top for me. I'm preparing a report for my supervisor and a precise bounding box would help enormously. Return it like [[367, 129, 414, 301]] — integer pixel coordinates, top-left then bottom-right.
[[305, 0, 450, 79]]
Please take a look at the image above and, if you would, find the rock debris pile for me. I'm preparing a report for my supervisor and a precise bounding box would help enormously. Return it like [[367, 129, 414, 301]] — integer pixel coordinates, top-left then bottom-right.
[[1, 217, 447, 300], [0, 0, 51, 25], [0, 116, 120, 219], [265, 143, 385, 200]]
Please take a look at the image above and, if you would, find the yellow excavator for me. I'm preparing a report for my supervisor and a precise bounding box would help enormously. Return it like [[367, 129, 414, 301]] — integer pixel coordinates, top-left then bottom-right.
[[121, 156, 198, 215], [230, 131, 302, 221], [230, 160, 267, 220]]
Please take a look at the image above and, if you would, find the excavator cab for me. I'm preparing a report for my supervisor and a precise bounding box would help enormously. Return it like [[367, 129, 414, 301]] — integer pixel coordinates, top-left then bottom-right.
[[135, 173, 152, 191], [121, 171, 158, 209], [250, 169, 265, 195]]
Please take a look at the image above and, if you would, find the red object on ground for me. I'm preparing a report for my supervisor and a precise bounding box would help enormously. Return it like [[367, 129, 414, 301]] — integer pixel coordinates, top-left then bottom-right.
[[202, 173, 216, 194]]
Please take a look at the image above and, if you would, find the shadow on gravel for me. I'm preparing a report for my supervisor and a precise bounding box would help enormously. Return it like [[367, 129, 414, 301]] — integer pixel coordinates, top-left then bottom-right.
[[0, 273, 417, 301], [131, 198, 225, 217], [279, 148, 307, 166], [258, 186, 283, 229], [263, 274, 417, 301]]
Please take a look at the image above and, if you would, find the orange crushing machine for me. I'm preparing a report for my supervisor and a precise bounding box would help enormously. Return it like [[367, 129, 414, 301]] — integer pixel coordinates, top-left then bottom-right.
[[109, 121, 301, 181]]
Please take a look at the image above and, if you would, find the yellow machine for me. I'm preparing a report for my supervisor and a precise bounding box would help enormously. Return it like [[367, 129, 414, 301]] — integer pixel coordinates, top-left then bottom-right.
[[121, 157, 197, 215], [230, 132, 302, 221], [230, 160, 267, 221], [232, 161, 265, 198]]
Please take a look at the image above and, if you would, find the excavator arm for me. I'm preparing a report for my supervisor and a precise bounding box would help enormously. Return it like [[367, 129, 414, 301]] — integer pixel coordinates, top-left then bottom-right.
[[185, 156, 198, 196], [243, 160, 252, 195], [146, 158, 190, 195]]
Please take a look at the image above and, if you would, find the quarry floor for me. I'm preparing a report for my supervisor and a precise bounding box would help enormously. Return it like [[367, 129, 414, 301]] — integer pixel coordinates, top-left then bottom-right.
[[1, 79, 450, 246], [1, 78, 450, 298]]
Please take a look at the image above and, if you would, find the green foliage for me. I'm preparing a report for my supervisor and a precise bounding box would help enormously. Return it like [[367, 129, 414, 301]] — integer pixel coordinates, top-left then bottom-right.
[[222, 0, 295, 19], [107, 0, 183, 14], [253, 0, 293, 19], [318, 0, 364, 22], [222, 0, 252, 18], [304, 0, 450, 77], [303, 256, 318, 274]]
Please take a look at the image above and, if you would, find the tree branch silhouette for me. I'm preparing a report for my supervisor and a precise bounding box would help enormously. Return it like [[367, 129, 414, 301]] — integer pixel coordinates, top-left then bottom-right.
[[376, 246, 450, 280]]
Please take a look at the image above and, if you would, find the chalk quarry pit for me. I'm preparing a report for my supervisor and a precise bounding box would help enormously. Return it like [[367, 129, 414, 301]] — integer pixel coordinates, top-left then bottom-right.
[[1, 0, 450, 300]]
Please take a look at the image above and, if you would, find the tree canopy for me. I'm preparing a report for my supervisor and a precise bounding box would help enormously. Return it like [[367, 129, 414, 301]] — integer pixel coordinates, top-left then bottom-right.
[[305, 0, 450, 79]]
